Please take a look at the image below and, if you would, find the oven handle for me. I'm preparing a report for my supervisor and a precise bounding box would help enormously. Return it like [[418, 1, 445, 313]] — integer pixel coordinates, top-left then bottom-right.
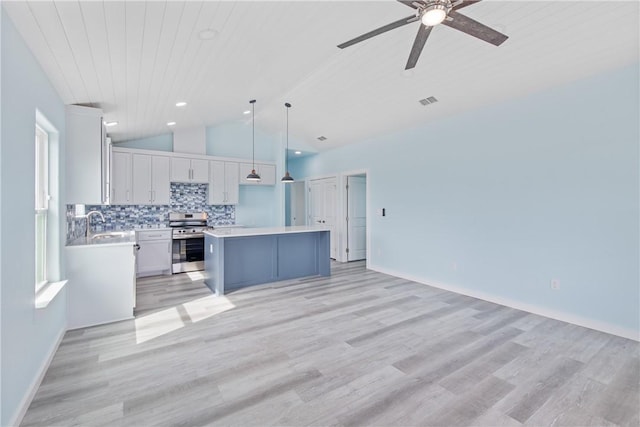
[[172, 234, 205, 240]]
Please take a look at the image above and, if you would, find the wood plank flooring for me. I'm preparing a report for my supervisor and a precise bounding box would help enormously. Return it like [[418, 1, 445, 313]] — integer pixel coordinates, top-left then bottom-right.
[[21, 262, 640, 426]]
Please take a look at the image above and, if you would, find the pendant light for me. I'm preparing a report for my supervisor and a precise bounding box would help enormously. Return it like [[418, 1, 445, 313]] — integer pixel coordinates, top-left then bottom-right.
[[246, 99, 261, 182], [281, 102, 294, 183]]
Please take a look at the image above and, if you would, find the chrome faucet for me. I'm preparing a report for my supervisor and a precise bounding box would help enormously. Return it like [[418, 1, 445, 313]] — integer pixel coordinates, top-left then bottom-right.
[[85, 210, 105, 237]]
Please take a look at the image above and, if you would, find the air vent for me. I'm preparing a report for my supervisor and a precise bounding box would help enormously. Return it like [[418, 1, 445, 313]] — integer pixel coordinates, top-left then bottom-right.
[[419, 96, 438, 106], [317, 136, 327, 141]]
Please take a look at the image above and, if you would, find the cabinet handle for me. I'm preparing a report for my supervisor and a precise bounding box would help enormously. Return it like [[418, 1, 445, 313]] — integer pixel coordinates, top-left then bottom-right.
[[152, 190, 156, 202], [149, 190, 152, 202], [126, 190, 130, 202]]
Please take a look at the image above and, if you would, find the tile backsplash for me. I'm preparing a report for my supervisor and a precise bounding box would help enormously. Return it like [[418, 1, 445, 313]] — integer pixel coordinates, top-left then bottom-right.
[[66, 183, 235, 243]]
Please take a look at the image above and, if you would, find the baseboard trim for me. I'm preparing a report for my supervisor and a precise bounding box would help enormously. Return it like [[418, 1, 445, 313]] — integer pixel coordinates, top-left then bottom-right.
[[9, 327, 66, 427], [368, 263, 639, 342]]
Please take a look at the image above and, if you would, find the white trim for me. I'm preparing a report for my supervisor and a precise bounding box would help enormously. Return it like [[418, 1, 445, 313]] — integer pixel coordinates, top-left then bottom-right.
[[9, 327, 65, 427], [339, 170, 369, 265], [368, 263, 640, 342], [111, 145, 275, 167], [35, 279, 67, 309]]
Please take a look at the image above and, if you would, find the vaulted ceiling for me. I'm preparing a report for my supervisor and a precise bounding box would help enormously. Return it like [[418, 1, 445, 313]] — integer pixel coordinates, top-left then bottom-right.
[[3, 1, 639, 152]]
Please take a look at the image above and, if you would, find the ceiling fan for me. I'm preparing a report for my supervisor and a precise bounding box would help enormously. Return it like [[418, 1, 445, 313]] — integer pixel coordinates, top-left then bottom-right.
[[337, 0, 508, 70]]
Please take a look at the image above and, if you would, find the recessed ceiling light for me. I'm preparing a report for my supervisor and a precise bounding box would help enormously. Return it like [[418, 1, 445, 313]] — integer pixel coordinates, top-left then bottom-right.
[[198, 29, 218, 40], [167, 121, 176, 126], [294, 151, 302, 155], [175, 101, 187, 107], [243, 110, 251, 115], [104, 121, 118, 127]]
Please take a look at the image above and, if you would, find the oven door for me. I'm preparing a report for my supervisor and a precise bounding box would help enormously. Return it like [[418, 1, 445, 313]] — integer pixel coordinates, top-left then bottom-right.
[[171, 236, 205, 273]]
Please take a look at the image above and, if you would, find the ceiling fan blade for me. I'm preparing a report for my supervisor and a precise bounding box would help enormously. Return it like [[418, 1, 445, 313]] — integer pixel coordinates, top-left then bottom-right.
[[405, 24, 433, 70], [442, 10, 508, 46], [338, 15, 419, 49], [452, 0, 482, 10], [396, 0, 420, 9]]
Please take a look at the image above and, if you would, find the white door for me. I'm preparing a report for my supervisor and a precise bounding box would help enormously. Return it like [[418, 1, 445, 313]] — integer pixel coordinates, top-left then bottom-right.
[[309, 177, 338, 259], [347, 176, 367, 261], [309, 180, 324, 227], [290, 181, 306, 226], [324, 179, 337, 259]]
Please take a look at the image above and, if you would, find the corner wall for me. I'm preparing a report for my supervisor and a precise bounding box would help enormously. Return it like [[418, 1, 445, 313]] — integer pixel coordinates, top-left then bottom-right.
[[290, 63, 640, 339], [1, 11, 68, 425]]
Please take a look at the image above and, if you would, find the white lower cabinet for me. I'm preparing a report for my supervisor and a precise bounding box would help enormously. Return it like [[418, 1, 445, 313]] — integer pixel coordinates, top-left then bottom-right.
[[136, 229, 172, 277], [66, 243, 136, 330]]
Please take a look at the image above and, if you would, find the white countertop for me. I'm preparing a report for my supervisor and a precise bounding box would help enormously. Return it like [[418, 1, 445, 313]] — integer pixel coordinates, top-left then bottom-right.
[[205, 225, 330, 238], [67, 231, 136, 247]]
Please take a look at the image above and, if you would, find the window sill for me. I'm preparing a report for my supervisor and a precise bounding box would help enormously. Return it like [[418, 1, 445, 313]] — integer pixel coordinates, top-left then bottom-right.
[[35, 280, 67, 309]]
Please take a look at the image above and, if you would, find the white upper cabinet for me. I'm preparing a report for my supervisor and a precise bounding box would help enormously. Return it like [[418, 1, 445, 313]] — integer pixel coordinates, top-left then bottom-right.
[[111, 150, 132, 204], [239, 162, 276, 186], [66, 105, 107, 204], [131, 153, 170, 205], [209, 160, 239, 205], [170, 157, 208, 183]]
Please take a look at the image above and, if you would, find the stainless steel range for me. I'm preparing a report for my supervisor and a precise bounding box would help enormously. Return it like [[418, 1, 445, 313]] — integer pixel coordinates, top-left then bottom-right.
[[170, 212, 210, 274]]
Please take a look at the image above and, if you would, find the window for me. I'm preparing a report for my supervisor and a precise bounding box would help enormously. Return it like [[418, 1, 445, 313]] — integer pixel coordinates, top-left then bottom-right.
[[35, 124, 49, 291]]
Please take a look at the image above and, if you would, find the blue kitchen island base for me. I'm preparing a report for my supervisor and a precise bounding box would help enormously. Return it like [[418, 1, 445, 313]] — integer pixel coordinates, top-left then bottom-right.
[[204, 227, 330, 295]]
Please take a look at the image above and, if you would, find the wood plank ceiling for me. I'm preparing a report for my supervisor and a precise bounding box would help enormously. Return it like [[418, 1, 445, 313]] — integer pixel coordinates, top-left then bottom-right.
[[3, 1, 639, 151]]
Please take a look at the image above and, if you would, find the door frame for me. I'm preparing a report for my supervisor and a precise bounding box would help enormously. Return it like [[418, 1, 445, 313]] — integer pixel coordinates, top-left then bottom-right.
[[344, 172, 367, 262], [303, 169, 370, 266], [339, 169, 369, 265]]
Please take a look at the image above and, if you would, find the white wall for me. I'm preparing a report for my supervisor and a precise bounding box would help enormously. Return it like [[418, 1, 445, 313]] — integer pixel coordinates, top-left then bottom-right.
[[1, 10, 68, 425], [290, 63, 640, 339]]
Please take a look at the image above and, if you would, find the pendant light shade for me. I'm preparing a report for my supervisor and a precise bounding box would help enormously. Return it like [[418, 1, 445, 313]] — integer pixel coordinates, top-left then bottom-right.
[[281, 102, 294, 183], [247, 99, 261, 182]]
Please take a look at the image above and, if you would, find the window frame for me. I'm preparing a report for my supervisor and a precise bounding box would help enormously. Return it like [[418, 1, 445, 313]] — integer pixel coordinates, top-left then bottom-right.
[[35, 124, 49, 292]]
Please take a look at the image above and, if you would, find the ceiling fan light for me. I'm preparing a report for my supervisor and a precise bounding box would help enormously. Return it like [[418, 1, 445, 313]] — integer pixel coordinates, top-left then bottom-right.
[[421, 6, 447, 26]]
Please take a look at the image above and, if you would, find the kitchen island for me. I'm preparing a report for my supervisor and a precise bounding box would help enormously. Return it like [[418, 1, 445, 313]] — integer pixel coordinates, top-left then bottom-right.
[[204, 226, 330, 295]]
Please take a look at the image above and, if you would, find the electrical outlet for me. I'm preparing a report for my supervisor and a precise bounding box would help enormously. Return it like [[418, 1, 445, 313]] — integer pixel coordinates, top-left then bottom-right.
[[551, 279, 560, 290]]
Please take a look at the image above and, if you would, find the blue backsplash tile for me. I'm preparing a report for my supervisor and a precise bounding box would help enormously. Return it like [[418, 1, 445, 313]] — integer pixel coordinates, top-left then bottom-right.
[[66, 183, 235, 243]]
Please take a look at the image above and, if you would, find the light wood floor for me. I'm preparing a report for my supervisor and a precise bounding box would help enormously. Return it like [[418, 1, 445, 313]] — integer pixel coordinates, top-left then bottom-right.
[[22, 262, 639, 426]]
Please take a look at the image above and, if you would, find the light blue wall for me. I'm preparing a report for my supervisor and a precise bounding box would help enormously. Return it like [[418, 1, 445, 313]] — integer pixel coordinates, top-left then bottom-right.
[[206, 121, 284, 226], [206, 121, 277, 161], [114, 133, 173, 152], [290, 63, 640, 337], [1, 11, 68, 425]]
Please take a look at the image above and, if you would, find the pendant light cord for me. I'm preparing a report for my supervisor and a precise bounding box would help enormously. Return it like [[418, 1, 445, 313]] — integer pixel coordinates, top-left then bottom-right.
[[285, 104, 289, 172], [252, 100, 256, 170]]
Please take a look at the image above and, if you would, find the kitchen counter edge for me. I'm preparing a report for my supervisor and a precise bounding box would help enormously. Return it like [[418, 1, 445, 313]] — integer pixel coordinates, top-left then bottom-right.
[[204, 225, 330, 238]]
